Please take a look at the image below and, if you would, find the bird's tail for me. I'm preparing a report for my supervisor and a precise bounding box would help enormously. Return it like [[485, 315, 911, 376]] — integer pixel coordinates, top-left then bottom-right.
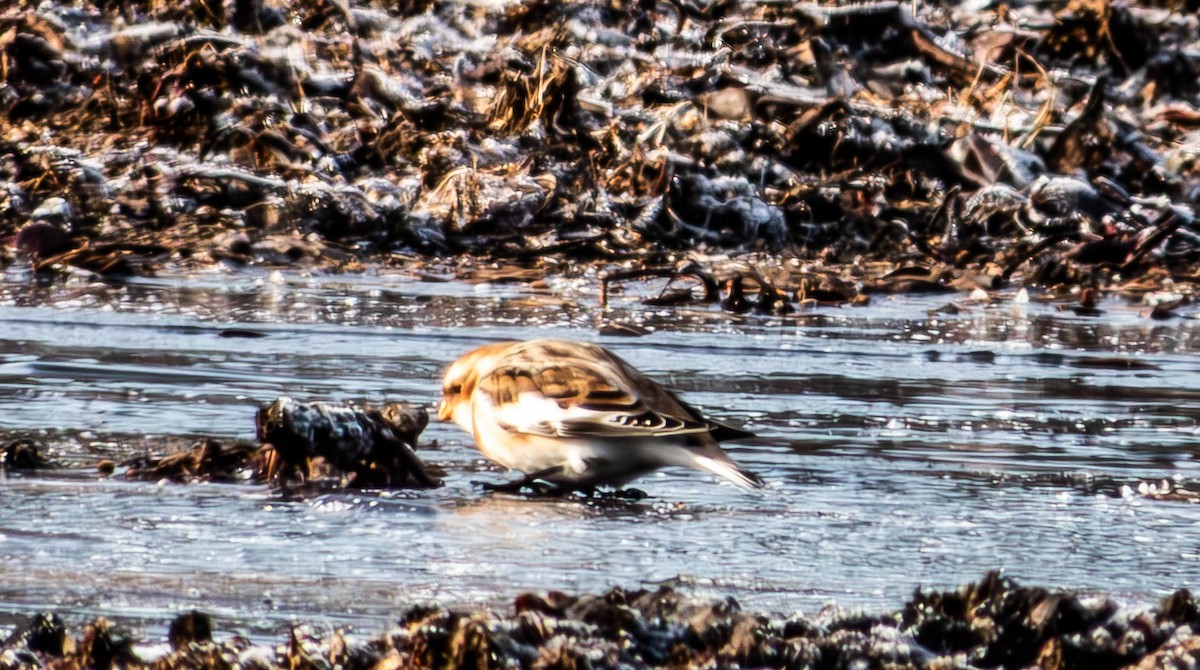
[[691, 451, 765, 489]]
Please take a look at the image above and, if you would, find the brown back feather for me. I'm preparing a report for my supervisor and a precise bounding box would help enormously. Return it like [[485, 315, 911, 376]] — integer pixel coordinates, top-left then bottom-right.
[[474, 340, 750, 440]]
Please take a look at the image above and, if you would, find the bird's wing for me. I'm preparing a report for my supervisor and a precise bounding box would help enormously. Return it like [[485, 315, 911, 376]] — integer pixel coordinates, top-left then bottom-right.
[[665, 390, 756, 441], [475, 346, 715, 439]]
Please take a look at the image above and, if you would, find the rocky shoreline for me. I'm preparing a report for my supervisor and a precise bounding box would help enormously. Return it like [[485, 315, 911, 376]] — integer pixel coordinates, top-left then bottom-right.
[[2, 0, 1200, 310], [3, 573, 1198, 669]]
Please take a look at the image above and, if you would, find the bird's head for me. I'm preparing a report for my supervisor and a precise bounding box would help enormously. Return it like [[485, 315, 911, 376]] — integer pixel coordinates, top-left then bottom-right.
[[437, 342, 515, 426]]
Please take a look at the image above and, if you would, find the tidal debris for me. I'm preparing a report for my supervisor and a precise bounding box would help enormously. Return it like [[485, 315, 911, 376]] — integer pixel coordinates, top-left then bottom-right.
[[0, 439, 53, 471], [95, 397, 440, 490], [0, 0, 1198, 303], [4, 573, 1200, 669], [114, 438, 262, 484], [255, 396, 442, 489]]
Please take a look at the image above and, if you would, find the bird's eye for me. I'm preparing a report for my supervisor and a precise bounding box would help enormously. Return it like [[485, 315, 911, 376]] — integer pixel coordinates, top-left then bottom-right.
[[446, 384, 462, 395]]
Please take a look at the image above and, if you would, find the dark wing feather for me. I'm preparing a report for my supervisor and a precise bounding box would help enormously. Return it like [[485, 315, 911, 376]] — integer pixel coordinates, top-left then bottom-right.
[[665, 390, 756, 441]]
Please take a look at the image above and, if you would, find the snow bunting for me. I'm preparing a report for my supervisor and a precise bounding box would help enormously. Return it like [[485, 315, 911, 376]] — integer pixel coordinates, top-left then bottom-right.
[[437, 339, 764, 491]]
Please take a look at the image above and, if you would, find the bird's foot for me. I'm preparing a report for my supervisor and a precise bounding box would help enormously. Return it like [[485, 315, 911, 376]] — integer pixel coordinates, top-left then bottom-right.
[[608, 487, 648, 500], [575, 487, 647, 501], [473, 479, 561, 496], [470, 469, 648, 501], [473, 466, 566, 496]]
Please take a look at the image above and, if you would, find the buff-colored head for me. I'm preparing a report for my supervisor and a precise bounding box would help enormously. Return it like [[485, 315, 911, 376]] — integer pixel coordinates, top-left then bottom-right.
[[437, 342, 516, 427]]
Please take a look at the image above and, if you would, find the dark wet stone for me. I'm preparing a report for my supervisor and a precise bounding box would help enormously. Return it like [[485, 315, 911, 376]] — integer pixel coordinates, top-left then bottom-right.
[[13, 221, 74, 259], [167, 611, 212, 650], [3, 613, 67, 657], [1160, 589, 1200, 627], [76, 618, 138, 670], [0, 439, 53, 470]]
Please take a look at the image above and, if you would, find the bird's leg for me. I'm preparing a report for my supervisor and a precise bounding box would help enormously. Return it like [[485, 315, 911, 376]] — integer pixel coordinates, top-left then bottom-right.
[[475, 466, 566, 494]]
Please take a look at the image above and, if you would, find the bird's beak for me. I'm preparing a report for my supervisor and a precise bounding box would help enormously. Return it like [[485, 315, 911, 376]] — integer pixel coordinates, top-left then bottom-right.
[[436, 399, 452, 422]]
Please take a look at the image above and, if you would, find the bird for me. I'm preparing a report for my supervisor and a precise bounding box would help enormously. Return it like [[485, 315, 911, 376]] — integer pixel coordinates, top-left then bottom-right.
[[437, 339, 764, 492]]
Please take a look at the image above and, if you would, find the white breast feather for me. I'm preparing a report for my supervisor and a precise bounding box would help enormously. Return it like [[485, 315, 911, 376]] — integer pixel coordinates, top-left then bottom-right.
[[485, 391, 553, 434]]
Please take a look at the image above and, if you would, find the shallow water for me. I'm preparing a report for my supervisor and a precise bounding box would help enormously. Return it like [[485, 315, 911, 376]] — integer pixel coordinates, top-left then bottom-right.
[[2, 266, 1200, 640]]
